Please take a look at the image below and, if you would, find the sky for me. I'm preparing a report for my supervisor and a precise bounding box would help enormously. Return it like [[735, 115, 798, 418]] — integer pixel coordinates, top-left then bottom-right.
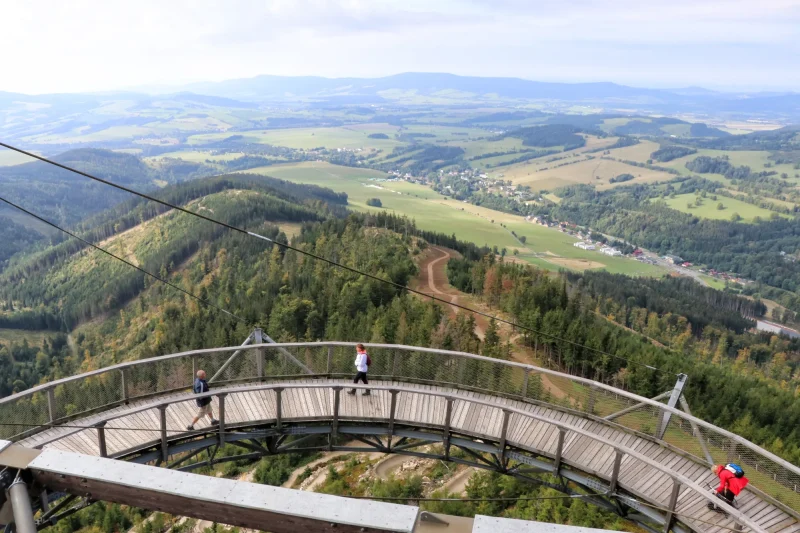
[[1, 0, 799, 94]]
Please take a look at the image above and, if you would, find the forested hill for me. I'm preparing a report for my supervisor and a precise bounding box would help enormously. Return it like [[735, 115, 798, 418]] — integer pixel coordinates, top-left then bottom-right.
[[446, 254, 800, 465], [0, 148, 298, 266], [0, 173, 348, 330]]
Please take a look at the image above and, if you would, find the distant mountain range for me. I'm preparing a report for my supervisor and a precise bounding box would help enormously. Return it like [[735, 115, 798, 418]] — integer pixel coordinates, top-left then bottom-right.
[[174, 72, 800, 117], [2, 73, 799, 126]]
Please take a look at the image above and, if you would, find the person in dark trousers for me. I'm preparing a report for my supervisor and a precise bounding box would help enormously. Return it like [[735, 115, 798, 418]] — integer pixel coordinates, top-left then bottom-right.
[[708, 463, 749, 513], [187, 369, 219, 430], [347, 344, 370, 396]]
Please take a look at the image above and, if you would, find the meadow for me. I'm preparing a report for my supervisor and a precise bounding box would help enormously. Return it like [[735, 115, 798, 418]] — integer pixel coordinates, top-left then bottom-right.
[[659, 193, 787, 222], [188, 125, 405, 151], [244, 161, 665, 276]]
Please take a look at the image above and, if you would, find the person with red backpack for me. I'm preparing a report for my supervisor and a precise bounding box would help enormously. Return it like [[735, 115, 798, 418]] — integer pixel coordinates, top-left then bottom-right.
[[708, 463, 749, 513], [347, 343, 371, 396]]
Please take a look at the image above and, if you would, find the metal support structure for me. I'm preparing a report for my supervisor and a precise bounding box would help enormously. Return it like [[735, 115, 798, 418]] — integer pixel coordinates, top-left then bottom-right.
[[158, 405, 169, 463], [664, 480, 682, 533], [498, 410, 511, 469], [209, 335, 254, 383], [604, 391, 672, 421], [326, 346, 334, 375], [678, 396, 714, 466], [553, 428, 566, 475], [274, 389, 283, 431], [253, 329, 264, 380], [259, 332, 313, 375], [443, 397, 453, 461], [609, 449, 623, 494], [95, 422, 107, 458], [388, 390, 398, 450], [331, 387, 341, 449], [8, 479, 37, 533], [218, 394, 227, 444], [657, 373, 688, 440], [46, 388, 56, 423]]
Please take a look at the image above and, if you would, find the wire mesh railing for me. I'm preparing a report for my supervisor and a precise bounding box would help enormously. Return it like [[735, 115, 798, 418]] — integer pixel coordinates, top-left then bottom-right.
[[0, 338, 798, 515]]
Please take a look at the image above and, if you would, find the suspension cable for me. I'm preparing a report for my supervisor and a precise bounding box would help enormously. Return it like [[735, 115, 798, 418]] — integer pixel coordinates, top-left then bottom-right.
[[0, 143, 665, 373]]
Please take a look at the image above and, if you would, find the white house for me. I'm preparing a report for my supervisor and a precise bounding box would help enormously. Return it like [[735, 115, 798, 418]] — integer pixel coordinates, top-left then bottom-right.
[[574, 242, 595, 250], [601, 247, 622, 256]]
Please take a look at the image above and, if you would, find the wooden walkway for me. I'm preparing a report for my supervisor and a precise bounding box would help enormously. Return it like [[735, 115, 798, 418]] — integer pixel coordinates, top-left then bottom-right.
[[19, 380, 799, 533]]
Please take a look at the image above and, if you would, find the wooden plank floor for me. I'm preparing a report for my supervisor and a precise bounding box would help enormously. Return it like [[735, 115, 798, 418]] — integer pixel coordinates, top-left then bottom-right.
[[18, 379, 798, 533]]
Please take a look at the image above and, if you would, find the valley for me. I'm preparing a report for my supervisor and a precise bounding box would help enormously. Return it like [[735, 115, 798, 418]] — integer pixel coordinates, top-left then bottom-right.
[[1, 75, 800, 533]]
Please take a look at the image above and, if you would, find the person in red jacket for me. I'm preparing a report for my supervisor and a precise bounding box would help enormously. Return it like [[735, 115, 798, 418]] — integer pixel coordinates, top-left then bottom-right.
[[708, 464, 749, 511]]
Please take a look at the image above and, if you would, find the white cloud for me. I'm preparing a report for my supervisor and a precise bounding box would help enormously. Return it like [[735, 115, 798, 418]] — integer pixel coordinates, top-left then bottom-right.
[[1, 0, 798, 93]]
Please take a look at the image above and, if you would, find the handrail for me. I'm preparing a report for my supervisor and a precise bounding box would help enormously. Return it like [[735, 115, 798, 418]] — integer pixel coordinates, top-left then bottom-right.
[[4, 341, 796, 480], [36, 382, 768, 533]]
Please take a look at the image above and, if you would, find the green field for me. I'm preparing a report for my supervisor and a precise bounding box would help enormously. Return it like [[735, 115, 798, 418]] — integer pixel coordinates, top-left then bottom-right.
[[146, 150, 247, 163], [659, 193, 788, 222], [245, 162, 665, 276], [0, 329, 58, 347], [188, 125, 404, 151]]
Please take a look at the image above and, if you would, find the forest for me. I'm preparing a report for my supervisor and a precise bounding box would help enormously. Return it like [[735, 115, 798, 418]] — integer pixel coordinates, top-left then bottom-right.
[[503, 125, 588, 150], [650, 145, 697, 162], [446, 254, 800, 465]]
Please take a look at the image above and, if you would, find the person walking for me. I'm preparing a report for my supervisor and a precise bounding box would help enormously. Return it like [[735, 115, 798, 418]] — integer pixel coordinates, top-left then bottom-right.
[[187, 369, 219, 430], [708, 463, 749, 513], [347, 343, 370, 396]]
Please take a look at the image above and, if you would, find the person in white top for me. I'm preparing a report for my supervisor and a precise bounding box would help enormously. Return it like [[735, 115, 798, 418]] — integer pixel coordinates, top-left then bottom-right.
[[347, 343, 370, 396]]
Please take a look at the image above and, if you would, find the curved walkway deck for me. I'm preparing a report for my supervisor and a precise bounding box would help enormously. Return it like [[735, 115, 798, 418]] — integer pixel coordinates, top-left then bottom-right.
[[16, 379, 800, 533], [1, 341, 798, 533]]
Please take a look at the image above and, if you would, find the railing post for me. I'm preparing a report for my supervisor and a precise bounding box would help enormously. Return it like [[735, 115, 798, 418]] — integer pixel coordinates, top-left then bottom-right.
[[95, 421, 108, 458], [46, 387, 56, 423], [392, 352, 400, 378], [191, 356, 197, 382], [218, 394, 227, 444], [158, 405, 169, 463], [388, 390, 398, 451], [443, 397, 453, 461], [553, 428, 566, 475], [609, 449, 623, 494], [253, 329, 264, 380], [120, 369, 129, 403], [663, 479, 681, 533], [274, 388, 283, 431], [327, 346, 334, 376], [330, 387, 341, 450], [499, 410, 511, 469], [521, 369, 530, 399]]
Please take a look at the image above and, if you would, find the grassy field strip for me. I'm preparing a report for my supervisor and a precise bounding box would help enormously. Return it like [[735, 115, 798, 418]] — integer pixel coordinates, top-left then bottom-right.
[[243, 161, 665, 276], [658, 193, 789, 222]]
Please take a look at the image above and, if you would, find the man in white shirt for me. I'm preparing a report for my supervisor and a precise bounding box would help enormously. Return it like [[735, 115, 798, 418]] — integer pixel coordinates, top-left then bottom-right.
[[347, 343, 370, 396]]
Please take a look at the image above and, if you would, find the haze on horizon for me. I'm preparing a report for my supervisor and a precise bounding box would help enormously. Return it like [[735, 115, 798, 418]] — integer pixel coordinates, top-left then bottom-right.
[[2, 0, 799, 95]]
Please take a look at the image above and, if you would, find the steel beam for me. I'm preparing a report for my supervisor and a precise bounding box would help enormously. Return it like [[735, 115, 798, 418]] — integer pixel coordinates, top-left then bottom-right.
[[678, 396, 714, 466], [664, 480, 681, 533], [657, 374, 687, 440], [209, 334, 254, 383], [604, 392, 672, 421], [28, 448, 420, 533]]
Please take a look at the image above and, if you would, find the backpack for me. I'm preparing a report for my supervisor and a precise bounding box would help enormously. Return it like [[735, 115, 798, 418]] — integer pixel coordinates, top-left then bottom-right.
[[366, 354, 372, 367], [725, 463, 745, 478]]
